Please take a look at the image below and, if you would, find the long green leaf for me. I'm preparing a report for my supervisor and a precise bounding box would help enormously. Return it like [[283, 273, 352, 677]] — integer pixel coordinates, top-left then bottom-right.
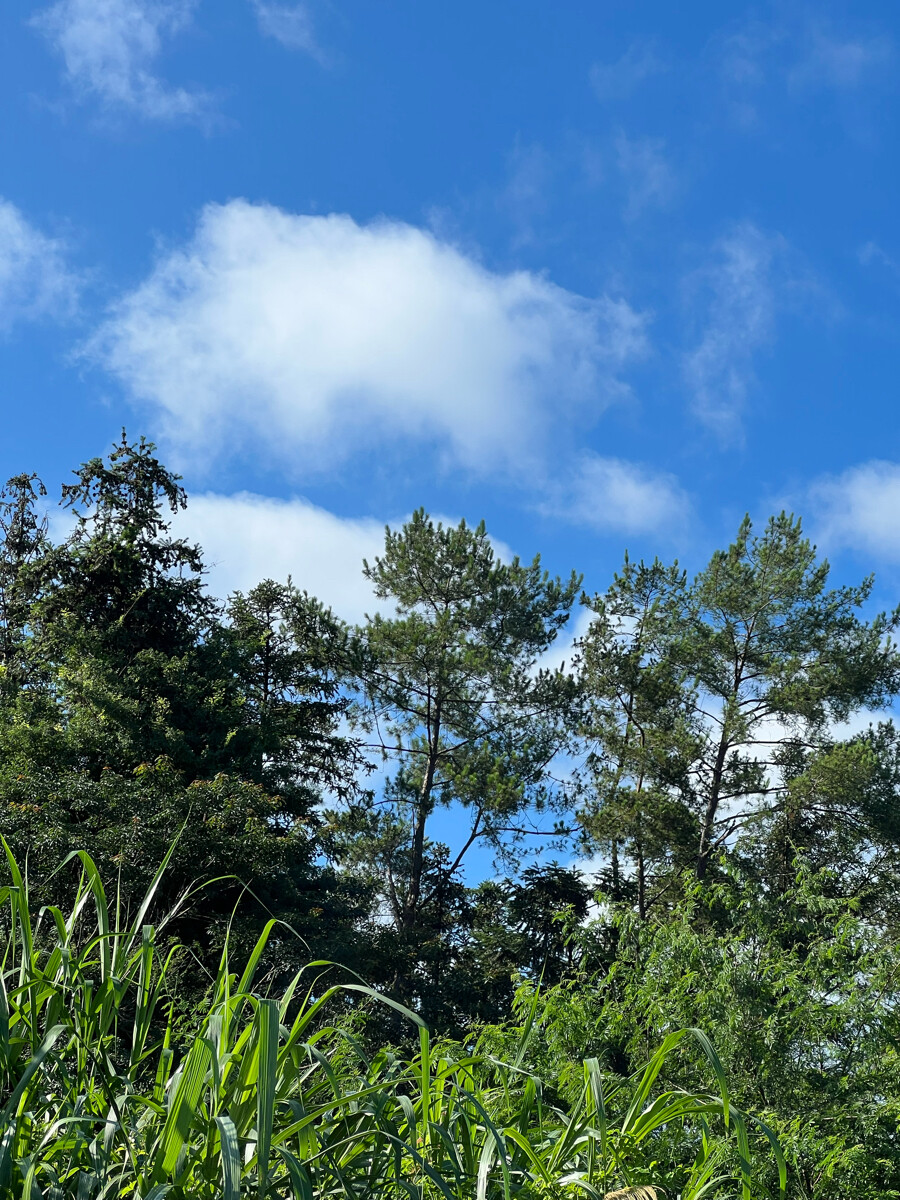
[[256, 998, 279, 1198], [157, 1036, 212, 1176], [215, 1114, 241, 1200]]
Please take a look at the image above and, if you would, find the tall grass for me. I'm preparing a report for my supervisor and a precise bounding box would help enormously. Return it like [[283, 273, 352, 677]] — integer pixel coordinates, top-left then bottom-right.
[[0, 842, 785, 1198]]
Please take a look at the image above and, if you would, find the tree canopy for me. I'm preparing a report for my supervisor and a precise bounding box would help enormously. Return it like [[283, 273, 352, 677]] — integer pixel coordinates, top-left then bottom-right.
[[3, 436, 900, 1193]]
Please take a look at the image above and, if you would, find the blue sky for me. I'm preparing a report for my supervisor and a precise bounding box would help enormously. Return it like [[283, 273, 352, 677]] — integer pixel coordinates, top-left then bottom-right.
[[3, 0, 900, 637]]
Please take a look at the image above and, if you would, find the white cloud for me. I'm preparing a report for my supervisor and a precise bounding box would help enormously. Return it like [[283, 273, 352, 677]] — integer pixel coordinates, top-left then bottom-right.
[[534, 607, 593, 678], [590, 42, 664, 100], [32, 0, 207, 120], [808, 461, 900, 562], [615, 133, 675, 220], [682, 223, 819, 438], [790, 28, 893, 91], [541, 452, 690, 537], [176, 491, 515, 623], [859, 241, 899, 274], [0, 198, 78, 331], [715, 17, 892, 122], [252, 1, 325, 61], [174, 491, 387, 621], [89, 200, 647, 475]]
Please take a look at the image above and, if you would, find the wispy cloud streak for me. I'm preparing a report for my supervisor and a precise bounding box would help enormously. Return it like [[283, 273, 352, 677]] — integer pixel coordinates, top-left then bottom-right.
[[32, 0, 208, 121], [0, 198, 79, 331]]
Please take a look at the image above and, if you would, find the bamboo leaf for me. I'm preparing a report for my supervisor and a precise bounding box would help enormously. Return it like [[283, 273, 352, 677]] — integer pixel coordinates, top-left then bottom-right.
[[157, 1036, 212, 1176], [215, 1114, 241, 1200], [255, 998, 279, 1198]]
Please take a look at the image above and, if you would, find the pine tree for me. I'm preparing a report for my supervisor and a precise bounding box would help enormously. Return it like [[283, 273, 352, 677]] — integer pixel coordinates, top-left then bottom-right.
[[335, 509, 580, 996], [578, 515, 900, 900]]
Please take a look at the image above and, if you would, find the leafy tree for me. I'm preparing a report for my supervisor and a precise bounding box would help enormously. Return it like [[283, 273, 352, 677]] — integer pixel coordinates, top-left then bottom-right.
[[0, 473, 63, 778], [225, 579, 367, 813], [29, 433, 230, 779], [13, 435, 364, 803], [0, 436, 373, 980], [339, 511, 580, 955], [459, 863, 590, 1000], [0, 473, 49, 704], [741, 718, 900, 917], [523, 865, 900, 1199], [686, 514, 899, 880], [0, 756, 375, 986], [577, 557, 700, 914], [421, 861, 591, 1034], [578, 514, 900, 897]]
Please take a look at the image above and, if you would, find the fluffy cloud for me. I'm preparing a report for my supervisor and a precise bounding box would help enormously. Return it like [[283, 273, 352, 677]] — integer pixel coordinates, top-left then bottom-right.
[[0, 198, 78, 331], [173, 491, 388, 621], [175, 492, 515, 622], [32, 0, 207, 120], [90, 200, 647, 474], [541, 452, 690, 537], [808, 461, 900, 562]]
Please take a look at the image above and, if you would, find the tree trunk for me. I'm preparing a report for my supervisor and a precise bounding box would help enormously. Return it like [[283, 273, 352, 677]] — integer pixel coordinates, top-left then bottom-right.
[[696, 734, 729, 881], [402, 694, 441, 932], [636, 822, 646, 919]]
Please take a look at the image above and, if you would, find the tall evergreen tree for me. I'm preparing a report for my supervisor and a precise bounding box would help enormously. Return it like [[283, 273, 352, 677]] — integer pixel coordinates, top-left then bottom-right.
[[0, 473, 49, 702], [225, 578, 367, 812], [337, 510, 580, 974], [686, 514, 900, 881], [30, 432, 231, 778], [579, 514, 900, 899], [0, 436, 373, 978], [577, 557, 700, 915]]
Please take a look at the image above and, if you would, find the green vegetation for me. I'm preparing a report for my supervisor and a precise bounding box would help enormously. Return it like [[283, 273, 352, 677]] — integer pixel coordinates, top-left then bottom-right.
[[2, 434, 900, 1196], [0, 843, 780, 1199]]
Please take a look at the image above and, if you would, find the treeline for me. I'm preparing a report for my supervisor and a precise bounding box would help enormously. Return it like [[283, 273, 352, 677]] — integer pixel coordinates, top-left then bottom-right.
[[2, 435, 900, 1193], [0, 435, 587, 1024]]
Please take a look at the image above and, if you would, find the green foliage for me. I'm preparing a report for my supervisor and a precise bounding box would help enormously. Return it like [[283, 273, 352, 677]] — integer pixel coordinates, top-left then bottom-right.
[[351, 863, 594, 1036], [31, 434, 225, 778], [523, 865, 900, 1199], [578, 557, 699, 913], [0, 759, 372, 978], [0, 436, 372, 986], [224, 578, 367, 810], [342, 510, 580, 953], [0, 472, 49, 705], [2, 438, 900, 1199], [578, 514, 900, 899], [0, 844, 781, 1199]]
